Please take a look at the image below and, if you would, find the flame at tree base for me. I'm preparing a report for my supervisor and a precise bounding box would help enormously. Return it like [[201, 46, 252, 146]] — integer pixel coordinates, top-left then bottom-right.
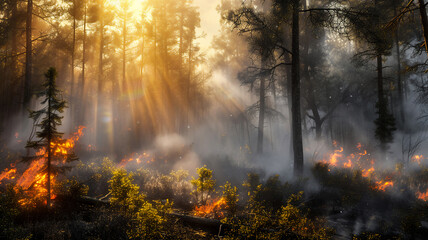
[[193, 197, 227, 218], [0, 126, 85, 207]]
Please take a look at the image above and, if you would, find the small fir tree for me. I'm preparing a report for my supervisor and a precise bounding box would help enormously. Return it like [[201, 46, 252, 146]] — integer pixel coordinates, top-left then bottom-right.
[[25, 67, 77, 207]]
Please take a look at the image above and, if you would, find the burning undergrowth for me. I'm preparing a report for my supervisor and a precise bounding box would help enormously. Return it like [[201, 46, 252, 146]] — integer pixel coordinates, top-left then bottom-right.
[[308, 141, 428, 238], [314, 141, 428, 201], [1, 137, 428, 239], [0, 126, 85, 208]]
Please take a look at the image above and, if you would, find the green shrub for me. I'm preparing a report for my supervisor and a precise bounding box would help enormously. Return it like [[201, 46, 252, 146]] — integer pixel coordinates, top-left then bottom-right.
[[109, 169, 144, 213], [0, 184, 31, 239], [276, 192, 334, 239], [55, 178, 89, 198], [221, 181, 239, 216], [191, 165, 215, 205], [108, 169, 171, 239]]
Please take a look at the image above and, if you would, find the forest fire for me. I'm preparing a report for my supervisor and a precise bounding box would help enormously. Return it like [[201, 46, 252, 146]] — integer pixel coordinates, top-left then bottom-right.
[[0, 166, 16, 182], [322, 144, 370, 170], [194, 197, 227, 218], [373, 180, 394, 192], [0, 126, 85, 206], [118, 152, 154, 168], [2, 0, 428, 237], [416, 189, 428, 201], [362, 167, 375, 178], [320, 142, 396, 191]]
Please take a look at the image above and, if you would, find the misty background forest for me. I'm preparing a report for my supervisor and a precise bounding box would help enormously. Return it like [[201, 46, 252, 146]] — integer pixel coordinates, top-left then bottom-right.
[[1, 0, 428, 239]]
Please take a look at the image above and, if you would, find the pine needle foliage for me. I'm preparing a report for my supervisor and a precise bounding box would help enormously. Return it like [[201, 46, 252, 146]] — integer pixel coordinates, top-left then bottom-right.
[[24, 67, 77, 206]]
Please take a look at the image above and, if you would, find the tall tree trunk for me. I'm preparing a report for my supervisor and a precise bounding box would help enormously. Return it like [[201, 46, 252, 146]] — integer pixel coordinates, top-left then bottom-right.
[[377, 53, 386, 151], [70, 0, 76, 131], [179, 8, 185, 133], [257, 58, 266, 154], [123, 12, 127, 92], [4, 1, 18, 122], [418, 0, 428, 58], [307, 79, 323, 140], [377, 54, 384, 110], [292, 0, 304, 176], [47, 83, 52, 208], [97, 0, 105, 148], [140, 27, 144, 84], [24, 0, 33, 109], [187, 36, 192, 132], [284, 46, 293, 164], [394, 6, 405, 126], [80, 2, 87, 124]]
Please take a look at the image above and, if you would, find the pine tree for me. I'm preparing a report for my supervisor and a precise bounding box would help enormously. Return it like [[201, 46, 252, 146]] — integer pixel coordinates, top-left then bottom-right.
[[25, 67, 77, 207]]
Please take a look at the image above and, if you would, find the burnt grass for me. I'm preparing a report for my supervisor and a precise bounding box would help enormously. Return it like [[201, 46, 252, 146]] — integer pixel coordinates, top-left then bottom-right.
[[1, 161, 428, 240]]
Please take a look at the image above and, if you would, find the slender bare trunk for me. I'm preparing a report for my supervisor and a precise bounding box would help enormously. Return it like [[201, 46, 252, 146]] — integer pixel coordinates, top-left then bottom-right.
[[187, 36, 192, 132], [257, 58, 266, 154], [123, 12, 127, 91], [80, 2, 87, 123], [70, 0, 76, 131], [292, 0, 304, 176], [394, 6, 405, 125], [377, 53, 386, 152], [47, 82, 52, 208], [97, 1, 105, 147], [24, 0, 33, 109]]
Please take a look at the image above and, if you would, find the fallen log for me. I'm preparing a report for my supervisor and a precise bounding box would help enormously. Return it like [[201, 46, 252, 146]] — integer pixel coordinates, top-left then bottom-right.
[[169, 212, 224, 235], [54, 194, 110, 206], [54, 195, 227, 235]]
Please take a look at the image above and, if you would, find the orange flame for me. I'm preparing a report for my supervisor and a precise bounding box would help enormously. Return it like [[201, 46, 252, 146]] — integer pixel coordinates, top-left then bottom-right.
[[356, 142, 362, 150], [362, 167, 375, 178], [416, 189, 428, 201], [343, 159, 352, 168], [0, 168, 16, 182], [322, 147, 343, 167], [0, 126, 85, 207], [194, 197, 227, 217], [373, 180, 394, 192], [118, 152, 154, 167], [318, 142, 397, 192], [412, 155, 424, 165]]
